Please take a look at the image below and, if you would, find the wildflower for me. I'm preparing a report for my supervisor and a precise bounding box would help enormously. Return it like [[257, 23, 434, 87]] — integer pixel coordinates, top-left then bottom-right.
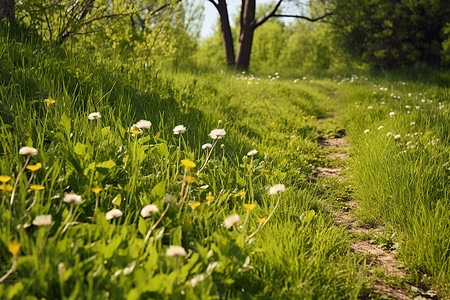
[[88, 112, 101, 120], [0, 175, 11, 183], [188, 202, 200, 210], [243, 203, 257, 212], [130, 129, 142, 135], [44, 98, 55, 105], [8, 241, 20, 256], [206, 195, 215, 202], [32, 215, 52, 226], [387, 132, 393, 136], [26, 163, 42, 172], [19, 147, 38, 156], [394, 134, 401, 139], [163, 194, 177, 204], [364, 129, 370, 133], [389, 112, 395, 117], [63, 193, 82, 204], [202, 143, 212, 149], [135, 120, 152, 129], [0, 184, 13, 191], [367, 106, 373, 109], [173, 125, 186, 134], [92, 187, 103, 194], [29, 184, 45, 191], [106, 209, 123, 220], [224, 214, 240, 228], [410, 122, 415, 126], [209, 129, 226, 139], [247, 149, 258, 156], [258, 218, 267, 224], [166, 246, 187, 257], [181, 159, 196, 169], [185, 176, 195, 183], [141, 204, 159, 218], [268, 184, 286, 195], [378, 126, 384, 130]]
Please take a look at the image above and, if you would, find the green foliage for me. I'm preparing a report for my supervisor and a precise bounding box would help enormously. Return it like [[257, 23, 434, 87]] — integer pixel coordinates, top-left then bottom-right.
[[329, 0, 450, 68]]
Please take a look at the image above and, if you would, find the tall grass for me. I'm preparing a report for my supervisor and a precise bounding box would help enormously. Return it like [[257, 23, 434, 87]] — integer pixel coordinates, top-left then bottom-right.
[[0, 27, 365, 298]]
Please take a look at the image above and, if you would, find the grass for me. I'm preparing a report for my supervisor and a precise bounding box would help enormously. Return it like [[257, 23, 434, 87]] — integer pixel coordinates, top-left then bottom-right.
[[0, 28, 366, 299], [0, 25, 448, 298]]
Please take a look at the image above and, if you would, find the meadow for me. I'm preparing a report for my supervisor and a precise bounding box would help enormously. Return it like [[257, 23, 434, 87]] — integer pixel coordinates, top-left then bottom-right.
[[0, 28, 449, 299]]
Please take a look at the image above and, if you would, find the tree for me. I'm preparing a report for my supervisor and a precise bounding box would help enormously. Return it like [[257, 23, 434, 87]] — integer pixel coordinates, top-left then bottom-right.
[[329, 0, 450, 68], [0, 0, 15, 26], [207, 0, 331, 69]]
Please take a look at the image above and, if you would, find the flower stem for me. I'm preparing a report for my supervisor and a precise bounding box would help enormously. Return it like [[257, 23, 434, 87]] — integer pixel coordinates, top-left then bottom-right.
[[179, 169, 187, 203], [10, 155, 31, 206], [143, 203, 171, 244], [25, 191, 39, 212], [92, 195, 99, 220], [247, 196, 280, 241], [0, 257, 17, 283], [242, 210, 250, 229], [197, 139, 218, 175]]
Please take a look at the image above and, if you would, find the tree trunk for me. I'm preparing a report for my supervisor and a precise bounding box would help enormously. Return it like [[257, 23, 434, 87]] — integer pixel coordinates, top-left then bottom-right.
[[235, 0, 256, 70], [217, 0, 235, 66], [0, 0, 15, 27]]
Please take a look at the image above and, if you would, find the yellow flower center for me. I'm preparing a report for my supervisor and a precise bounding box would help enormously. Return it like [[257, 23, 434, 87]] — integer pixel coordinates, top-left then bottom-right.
[[44, 98, 55, 104], [130, 129, 142, 135], [181, 159, 196, 169], [258, 218, 267, 224], [26, 163, 42, 172], [243, 203, 257, 212]]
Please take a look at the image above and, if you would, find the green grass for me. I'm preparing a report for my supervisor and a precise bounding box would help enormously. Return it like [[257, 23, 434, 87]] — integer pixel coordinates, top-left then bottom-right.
[[0, 28, 367, 299]]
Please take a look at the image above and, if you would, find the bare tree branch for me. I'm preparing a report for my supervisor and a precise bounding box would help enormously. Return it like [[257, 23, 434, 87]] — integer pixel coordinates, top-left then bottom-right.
[[271, 12, 333, 22], [207, 0, 219, 10], [254, 0, 283, 29]]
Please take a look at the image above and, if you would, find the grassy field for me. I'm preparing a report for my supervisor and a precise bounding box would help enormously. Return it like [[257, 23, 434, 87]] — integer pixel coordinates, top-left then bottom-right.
[[0, 28, 448, 299]]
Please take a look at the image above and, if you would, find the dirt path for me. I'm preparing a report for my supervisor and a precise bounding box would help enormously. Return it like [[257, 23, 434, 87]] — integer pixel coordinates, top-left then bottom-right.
[[316, 136, 414, 300]]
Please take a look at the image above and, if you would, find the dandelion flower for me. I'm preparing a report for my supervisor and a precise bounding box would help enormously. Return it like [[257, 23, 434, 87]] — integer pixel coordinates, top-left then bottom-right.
[[163, 194, 177, 204], [206, 195, 215, 202], [209, 129, 226, 139], [224, 214, 240, 228], [44, 98, 55, 105], [32, 215, 52, 226], [63, 193, 82, 204], [247, 149, 258, 156], [257, 218, 267, 224], [141, 204, 159, 218], [130, 129, 142, 135], [389, 112, 395, 117], [364, 129, 370, 134], [188, 202, 200, 210], [378, 126, 384, 130], [0, 175, 11, 183], [202, 143, 212, 149], [92, 187, 103, 194], [410, 122, 415, 126], [185, 176, 195, 183], [166, 246, 187, 257], [26, 163, 42, 172], [181, 159, 196, 169], [8, 241, 20, 256], [268, 184, 286, 195], [106, 209, 123, 220], [0, 184, 13, 191], [243, 203, 257, 211], [19, 147, 38, 156], [173, 125, 186, 134], [394, 134, 401, 139], [88, 112, 101, 120], [29, 184, 45, 191], [367, 106, 373, 109], [135, 120, 152, 129]]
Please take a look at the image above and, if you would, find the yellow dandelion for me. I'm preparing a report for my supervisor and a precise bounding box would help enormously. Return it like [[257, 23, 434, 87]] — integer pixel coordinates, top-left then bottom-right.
[[44, 98, 55, 105], [26, 163, 42, 172], [206, 195, 215, 202], [181, 159, 196, 169], [92, 187, 103, 194], [130, 129, 142, 135], [239, 191, 246, 198], [8, 241, 20, 256], [0, 184, 13, 191], [188, 202, 200, 210], [0, 175, 11, 183], [258, 218, 267, 224], [185, 176, 195, 183], [243, 203, 257, 212], [29, 184, 45, 191], [310, 116, 315, 119], [302, 116, 307, 119]]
